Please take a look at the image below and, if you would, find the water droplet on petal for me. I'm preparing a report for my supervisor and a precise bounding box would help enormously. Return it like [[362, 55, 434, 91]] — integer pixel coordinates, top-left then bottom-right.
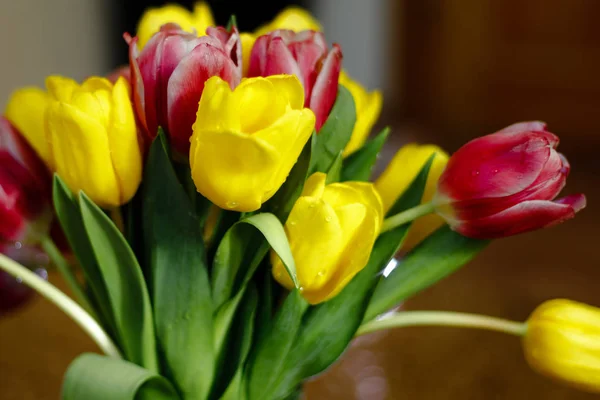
[[325, 216, 333, 222], [14, 242, 22, 250], [309, 204, 316, 209], [226, 201, 238, 209], [317, 270, 326, 277], [471, 170, 480, 177], [289, 220, 297, 226], [493, 169, 499, 174]]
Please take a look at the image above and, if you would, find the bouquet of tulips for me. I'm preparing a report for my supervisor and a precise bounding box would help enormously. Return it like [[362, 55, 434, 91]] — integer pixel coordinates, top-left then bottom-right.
[[0, 4, 597, 399]]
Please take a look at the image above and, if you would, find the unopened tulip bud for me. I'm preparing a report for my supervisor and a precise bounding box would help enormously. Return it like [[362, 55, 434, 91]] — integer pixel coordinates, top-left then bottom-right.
[[524, 299, 600, 394], [272, 172, 383, 304], [248, 30, 342, 130], [127, 24, 241, 154], [433, 122, 585, 239]]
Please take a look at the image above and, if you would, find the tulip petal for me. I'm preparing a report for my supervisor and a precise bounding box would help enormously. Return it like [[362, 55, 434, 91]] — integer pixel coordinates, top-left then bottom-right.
[[190, 129, 281, 212], [451, 194, 586, 239], [498, 121, 548, 135], [5, 87, 53, 168], [301, 172, 327, 198], [247, 35, 269, 78], [240, 33, 256, 77], [46, 102, 120, 208], [107, 78, 142, 204], [437, 130, 558, 202], [136, 4, 195, 49], [264, 37, 304, 87], [192, 2, 215, 35], [310, 44, 342, 130], [127, 35, 149, 135], [273, 196, 344, 294], [167, 42, 241, 153]]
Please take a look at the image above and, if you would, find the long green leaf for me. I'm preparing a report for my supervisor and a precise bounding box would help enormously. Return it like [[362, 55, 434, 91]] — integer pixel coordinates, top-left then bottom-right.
[[143, 133, 214, 399], [364, 227, 489, 321], [79, 193, 157, 372], [52, 176, 116, 335], [246, 290, 308, 400], [325, 151, 343, 184], [62, 353, 179, 400], [211, 213, 298, 309], [309, 85, 356, 173], [341, 127, 390, 181], [269, 157, 437, 398], [210, 284, 258, 400]]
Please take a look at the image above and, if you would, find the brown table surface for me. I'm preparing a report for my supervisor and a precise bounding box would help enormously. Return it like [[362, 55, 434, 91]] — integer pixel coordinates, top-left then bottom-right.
[[1, 165, 599, 400]]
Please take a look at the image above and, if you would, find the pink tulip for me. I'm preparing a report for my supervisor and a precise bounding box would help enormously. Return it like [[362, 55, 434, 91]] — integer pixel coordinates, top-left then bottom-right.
[[0, 117, 52, 252], [433, 122, 586, 239], [248, 30, 342, 130], [126, 23, 242, 154]]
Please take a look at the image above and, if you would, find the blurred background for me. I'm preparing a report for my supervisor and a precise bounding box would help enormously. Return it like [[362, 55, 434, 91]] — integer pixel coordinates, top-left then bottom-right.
[[1, 0, 599, 399]]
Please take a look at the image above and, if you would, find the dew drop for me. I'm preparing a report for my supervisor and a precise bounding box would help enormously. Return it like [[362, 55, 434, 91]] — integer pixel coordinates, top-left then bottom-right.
[[299, 286, 305, 292], [317, 270, 326, 277], [226, 201, 238, 209], [471, 170, 480, 177], [493, 169, 499, 174], [14, 241, 22, 250], [325, 216, 333, 222], [309, 204, 316, 209], [289, 220, 297, 226]]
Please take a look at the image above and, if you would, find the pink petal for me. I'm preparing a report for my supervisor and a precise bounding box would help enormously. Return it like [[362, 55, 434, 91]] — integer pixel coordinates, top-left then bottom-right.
[[310, 43, 342, 131], [498, 121, 547, 134], [107, 65, 131, 84], [264, 37, 304, 85], [126, 34, 149, 136], [437, 130, 558, 202], [208, 26, 243, 81], [248, 35, 270, 77], [451, 194, 586, 239], [167, 43, 241, 154], [287, 33, 328, 100]]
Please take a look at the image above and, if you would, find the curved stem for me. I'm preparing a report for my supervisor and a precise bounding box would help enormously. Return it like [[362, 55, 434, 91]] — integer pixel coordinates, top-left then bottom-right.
[[0, 253, 122, 359], [381, 202, 435, 233], [356, 311, 527, 337], [40, 236, 97, 320]]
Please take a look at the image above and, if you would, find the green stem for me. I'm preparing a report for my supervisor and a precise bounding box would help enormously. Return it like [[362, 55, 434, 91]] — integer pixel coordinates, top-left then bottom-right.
[[380, 202, 435, 233], [0, 252, 122, 358], [356, 311, 527, 337], [40, 236, 97, 320]]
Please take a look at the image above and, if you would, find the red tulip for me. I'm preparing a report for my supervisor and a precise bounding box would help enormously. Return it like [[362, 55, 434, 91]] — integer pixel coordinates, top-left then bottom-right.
[[248, 30, 342, 130], [0, 117, 52, 252], [433, 122, 586, 239], [126, 23, 242, 154]]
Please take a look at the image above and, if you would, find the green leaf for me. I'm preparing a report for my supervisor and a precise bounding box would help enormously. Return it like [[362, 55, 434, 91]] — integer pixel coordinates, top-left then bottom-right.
[[265, 133, 315, 222], [309, 85, 356, 174], [341, 127, 390, 181], [211, 213, 298, 309], [325, 151, 343, 184], [269, 157, 437, 398], [210, 284, 258, 400], [79, 193, 157, 372], [62, 353, 180, 400], [142, 133, 215, 399], [246, 290, 308, 400], [52, 176, 116, 337], [364, 227, 489, 321]]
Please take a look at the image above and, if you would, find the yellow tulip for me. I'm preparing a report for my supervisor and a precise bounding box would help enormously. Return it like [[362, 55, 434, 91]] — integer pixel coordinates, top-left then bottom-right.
[[340, 71, 383, 156], [272, 172, 383, 304], [240, 33, 257, 77], [5, 87, 53, 168], [523, 299, 600, 394], [375, 144, 449, 251], [190, 75, 315, 212], [136, 2, 215, 49], [42, 76, 141, 208], [255, 6, 322, 36]]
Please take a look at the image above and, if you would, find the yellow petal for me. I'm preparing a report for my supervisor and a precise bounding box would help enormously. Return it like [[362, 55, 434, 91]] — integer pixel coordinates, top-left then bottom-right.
[[240, 33, 256, 77], [255, 7, 321, 36], [136, 4, 195, 49], [194, 76, 239, 134], [340, 72, 383, 156], [264, 75, 305, 110], [190, 129, 281, 212], [192, 2, 215, 35], [46, 102, 120, 208], [273, 196, 344, 293], [45, 75, 79, 102], [4, 87, 53, 168], [107, 77, 142, 204], [301, 172, 327, 198]]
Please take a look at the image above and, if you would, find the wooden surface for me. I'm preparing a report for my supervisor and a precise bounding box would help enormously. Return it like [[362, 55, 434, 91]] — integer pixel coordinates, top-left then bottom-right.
[[1, 154, 599, 400]]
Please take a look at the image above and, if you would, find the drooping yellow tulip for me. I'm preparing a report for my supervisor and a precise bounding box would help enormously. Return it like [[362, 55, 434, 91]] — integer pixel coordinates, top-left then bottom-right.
[[255, 6, 321, 36], [272, 172, 383, 304], [136, 2, 215, 49], [524, 299, 600, 394], [10, 76, 142, 209], [375, 144, 449, 251], [340, 71, 383, 156], [5, 87, 53, 168], [190, 75, 315, 212]]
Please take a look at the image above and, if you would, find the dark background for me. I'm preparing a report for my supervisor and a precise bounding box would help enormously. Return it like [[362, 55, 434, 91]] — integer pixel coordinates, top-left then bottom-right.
[[1, 1, 600, 399]]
